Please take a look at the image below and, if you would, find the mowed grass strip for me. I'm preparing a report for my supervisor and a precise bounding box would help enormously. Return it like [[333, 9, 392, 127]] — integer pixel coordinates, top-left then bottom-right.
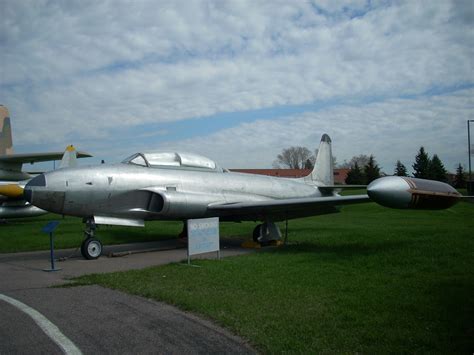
[[0, 215, 184, 253], [74, 202, 474, 353], [0, 214, 259, 253]]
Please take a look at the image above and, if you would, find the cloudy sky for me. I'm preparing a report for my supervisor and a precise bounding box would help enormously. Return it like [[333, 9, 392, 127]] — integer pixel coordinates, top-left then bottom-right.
[[1, 0, 473, 173]]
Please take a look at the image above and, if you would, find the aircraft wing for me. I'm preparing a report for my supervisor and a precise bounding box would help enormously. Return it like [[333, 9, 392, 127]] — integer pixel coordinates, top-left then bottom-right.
[[0, 151, 92, 164], [208, 194, 370, 221]]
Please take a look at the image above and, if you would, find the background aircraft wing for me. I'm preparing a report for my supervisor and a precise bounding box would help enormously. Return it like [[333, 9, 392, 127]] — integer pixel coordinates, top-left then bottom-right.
[[208, 194, 370, 221], [0, 151, 92, 164]]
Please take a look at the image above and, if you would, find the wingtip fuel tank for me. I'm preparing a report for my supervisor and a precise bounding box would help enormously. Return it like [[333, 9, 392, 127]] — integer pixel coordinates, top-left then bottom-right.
[[367, 176, 461, 210]]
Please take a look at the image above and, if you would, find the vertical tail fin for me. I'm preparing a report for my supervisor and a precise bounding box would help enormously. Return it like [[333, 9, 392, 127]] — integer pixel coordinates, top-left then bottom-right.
[[59, 145, 78, 169], [0, 105, 14, 156], [304, 134, 333, 186]]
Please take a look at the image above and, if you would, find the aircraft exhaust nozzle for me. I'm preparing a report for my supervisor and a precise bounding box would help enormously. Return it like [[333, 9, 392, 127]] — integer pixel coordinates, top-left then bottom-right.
[[367, 176, 461, 210]]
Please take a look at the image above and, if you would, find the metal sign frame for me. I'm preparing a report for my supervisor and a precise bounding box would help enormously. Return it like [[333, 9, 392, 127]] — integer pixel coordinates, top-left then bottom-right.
[[42, 221, 61, 272], [186, 217, 220, 265]]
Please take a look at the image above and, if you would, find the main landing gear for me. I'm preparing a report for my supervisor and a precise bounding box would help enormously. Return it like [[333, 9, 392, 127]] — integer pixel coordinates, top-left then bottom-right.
[[252, 221, 282, 244], [81, 219, 102, 260]]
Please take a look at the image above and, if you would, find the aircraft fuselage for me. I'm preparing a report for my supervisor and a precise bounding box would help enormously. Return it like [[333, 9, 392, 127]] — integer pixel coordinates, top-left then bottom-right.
[[25, 164, 324, 222]]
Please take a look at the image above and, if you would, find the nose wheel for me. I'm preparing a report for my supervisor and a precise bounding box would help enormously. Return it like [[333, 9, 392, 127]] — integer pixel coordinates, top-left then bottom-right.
[[81, 238, 102, 260], [81, 219, 103, 260]]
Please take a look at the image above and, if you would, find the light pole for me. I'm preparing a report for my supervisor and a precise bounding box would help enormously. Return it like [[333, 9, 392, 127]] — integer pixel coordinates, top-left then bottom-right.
[[468, 120, 474, 194]]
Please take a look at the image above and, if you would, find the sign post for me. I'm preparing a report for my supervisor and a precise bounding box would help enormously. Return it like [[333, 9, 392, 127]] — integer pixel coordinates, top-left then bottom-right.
[[42, 221, 61, 272], [187, 217, 220, 265]]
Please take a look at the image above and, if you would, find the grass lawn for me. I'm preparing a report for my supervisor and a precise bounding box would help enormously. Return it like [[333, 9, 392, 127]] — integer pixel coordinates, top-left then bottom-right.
[[0, 215, 186, 253], [70, 201, 474, 353], [0, 213, 266, 253]]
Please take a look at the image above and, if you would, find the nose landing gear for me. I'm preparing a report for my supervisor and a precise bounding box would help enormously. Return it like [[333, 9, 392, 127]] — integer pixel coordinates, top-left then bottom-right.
[[81, 219, 102, 260]]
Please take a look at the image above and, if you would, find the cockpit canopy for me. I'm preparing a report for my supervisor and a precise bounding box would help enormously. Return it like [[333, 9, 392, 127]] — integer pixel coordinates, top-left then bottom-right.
[[122, 151, 223, 172]]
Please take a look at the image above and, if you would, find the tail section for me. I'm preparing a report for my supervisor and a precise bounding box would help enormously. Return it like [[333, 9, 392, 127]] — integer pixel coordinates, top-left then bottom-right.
[[59, 145, 78, 169], [303, 134, 334, 186], [0, 105, 14, 156]]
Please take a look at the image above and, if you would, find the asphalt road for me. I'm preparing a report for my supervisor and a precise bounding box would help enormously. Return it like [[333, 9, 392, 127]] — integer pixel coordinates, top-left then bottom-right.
[[0, 240, 256, 354]]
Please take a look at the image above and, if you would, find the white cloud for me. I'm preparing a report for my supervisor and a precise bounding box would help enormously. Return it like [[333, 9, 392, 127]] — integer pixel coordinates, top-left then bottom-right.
[[0, 0, 473, 173], [156, 88, 474, 173]]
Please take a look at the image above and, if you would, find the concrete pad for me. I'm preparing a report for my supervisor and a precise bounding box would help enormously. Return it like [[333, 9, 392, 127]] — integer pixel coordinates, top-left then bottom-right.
[[0, 238, 257, 354]]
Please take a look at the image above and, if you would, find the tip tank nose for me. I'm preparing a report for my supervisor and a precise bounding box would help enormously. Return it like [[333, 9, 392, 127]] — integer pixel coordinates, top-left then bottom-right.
[[368, 176, 461, 210], [367, 176, 412, 209]]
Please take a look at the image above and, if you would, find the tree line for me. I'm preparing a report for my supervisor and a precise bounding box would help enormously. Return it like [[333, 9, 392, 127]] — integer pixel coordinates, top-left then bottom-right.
[[345, 146, 466, 186], [274, 145, 467, 187]]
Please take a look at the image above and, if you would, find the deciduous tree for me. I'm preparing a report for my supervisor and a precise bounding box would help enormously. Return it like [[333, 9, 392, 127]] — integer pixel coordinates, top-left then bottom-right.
[[340, 154, 371, 169], [273, 146, 313, 169]]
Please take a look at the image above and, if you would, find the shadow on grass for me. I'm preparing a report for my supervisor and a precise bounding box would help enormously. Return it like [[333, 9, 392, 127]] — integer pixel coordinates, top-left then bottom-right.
[[271, 240, 413, 257], [433, 279, 474, 353]]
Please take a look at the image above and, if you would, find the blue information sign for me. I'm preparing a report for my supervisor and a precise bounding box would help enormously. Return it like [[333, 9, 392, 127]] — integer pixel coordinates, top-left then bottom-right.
[[42, 221, 60, 234]]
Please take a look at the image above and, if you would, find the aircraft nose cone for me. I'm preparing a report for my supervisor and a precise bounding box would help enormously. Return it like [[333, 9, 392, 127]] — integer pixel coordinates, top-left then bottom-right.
[[27, 174, 47, 187], [24, 173, 66, 214], [24, 174, 47, 204]]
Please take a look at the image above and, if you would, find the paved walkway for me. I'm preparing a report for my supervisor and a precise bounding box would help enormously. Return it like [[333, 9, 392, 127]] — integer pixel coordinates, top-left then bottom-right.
[[0, 239, 256, 354]]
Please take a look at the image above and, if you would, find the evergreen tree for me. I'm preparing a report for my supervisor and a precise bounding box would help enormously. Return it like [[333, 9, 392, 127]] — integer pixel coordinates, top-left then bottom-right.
[[364, 155, 381, 183], [412, 147, 431, 179], [394, 160, 408, 176], [428, 154, 448, 182], [453, 163, 466, 188], [345, 162, 365, 184], [304, 158, 314, 170]]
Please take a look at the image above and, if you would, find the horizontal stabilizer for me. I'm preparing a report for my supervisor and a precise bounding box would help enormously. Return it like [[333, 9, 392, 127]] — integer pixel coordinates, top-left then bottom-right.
[[0, 151, 92, 164]]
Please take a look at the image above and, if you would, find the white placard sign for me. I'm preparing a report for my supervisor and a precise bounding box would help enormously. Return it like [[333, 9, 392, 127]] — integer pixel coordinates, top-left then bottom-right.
[[187, 217, 220, 262]]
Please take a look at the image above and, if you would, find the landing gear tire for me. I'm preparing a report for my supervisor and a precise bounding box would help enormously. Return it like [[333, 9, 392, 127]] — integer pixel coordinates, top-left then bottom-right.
[[81, 238, 102, 260]]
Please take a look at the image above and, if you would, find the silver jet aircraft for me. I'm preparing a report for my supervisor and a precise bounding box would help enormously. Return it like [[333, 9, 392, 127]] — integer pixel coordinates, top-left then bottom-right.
[[24, 134, 462, 259]]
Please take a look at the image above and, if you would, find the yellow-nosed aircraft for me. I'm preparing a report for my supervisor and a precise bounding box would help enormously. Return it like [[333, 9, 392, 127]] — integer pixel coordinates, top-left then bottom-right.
[[0, 105, 92, 218], [0, 105, 92, 181]]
